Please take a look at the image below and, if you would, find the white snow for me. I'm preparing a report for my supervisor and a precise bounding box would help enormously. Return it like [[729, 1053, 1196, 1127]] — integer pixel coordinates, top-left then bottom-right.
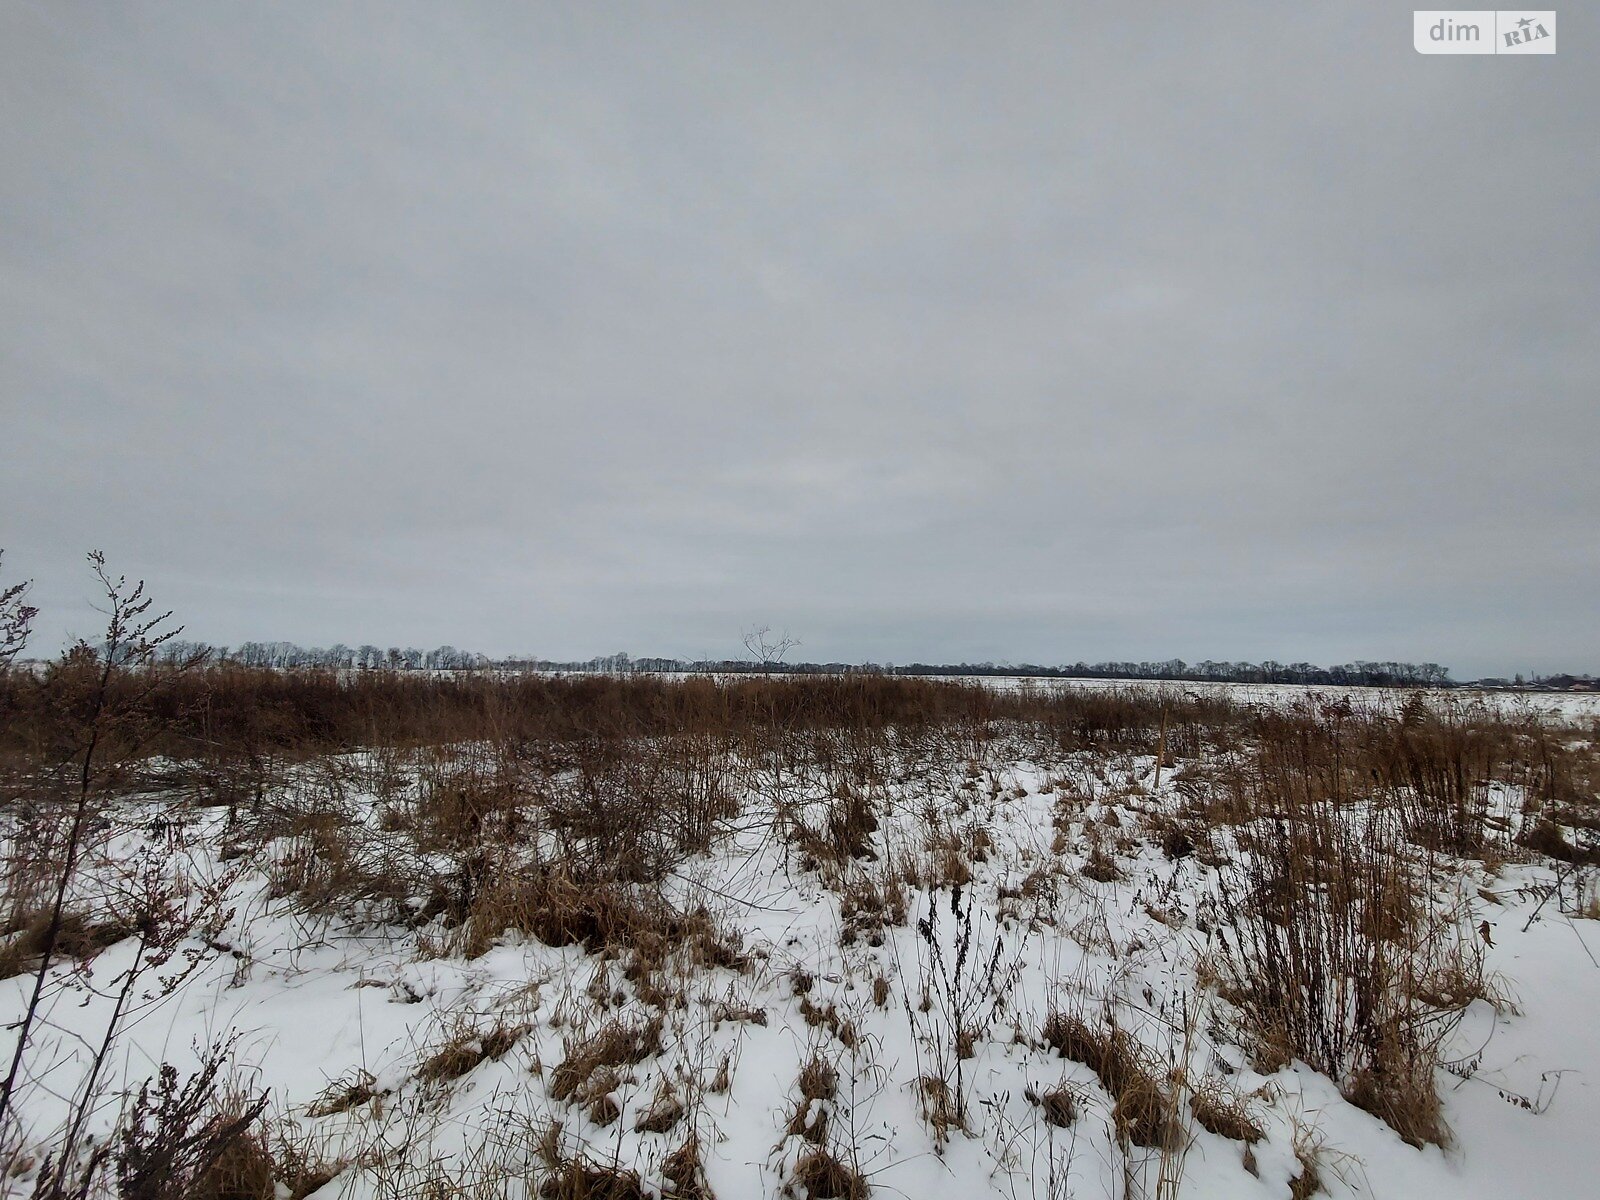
[[3, 708, 1596, 1199]]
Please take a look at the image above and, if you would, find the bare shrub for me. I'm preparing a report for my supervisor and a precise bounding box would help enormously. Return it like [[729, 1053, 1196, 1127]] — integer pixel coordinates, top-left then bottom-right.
[[109, 1047, 271, 1200], [1210, 710, 1493, 1147], [904, 884, 1026, 1136], [0, 556, 248, 1186], [0, 552, 37, 669]]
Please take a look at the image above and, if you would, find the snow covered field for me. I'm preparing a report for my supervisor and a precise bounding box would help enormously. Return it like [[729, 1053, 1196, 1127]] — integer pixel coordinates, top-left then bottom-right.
[[2, 679, 1596, 1199], [565, 670, 1600, 726], [850, 674, 1600, 727]]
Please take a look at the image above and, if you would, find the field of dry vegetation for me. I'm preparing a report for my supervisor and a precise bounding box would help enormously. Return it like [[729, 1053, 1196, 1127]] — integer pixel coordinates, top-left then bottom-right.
[[1, 571, 1597, 1199]]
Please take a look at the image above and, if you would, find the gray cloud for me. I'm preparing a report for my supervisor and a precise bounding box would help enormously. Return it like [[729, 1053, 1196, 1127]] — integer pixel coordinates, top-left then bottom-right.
[[3, 3, 1596, 676]]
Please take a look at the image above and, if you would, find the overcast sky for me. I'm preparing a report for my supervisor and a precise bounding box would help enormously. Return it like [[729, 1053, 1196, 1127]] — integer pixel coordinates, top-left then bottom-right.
[[3, 4, 1595, 677]]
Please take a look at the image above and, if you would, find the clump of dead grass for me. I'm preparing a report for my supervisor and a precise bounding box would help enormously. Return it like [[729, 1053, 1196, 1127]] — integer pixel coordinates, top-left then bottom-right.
[[1024, 1083, 1079, 1128], [1187, 1079, 1264, 1143], [839, 871, 907, 947], [799, 996, 859, 1049], [548, 1018, 664, 1105], [661, 1134, 715, 1200], [633, 1080, 685, 1134], [304, 1068, 380, 1118], [787, 1148, 867, 1200], [785, 1054, 839, 1145], [1041, 1013, 1181, 1149], [0, 908, 134, 979], [416, 1018, 529, 1084], [530, 1119, 649, 1199]]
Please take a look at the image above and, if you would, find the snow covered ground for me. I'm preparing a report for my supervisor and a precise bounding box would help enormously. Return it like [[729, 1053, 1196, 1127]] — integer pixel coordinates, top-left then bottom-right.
[[3, 700, 1596, 1199], [560, 670, 1600, 726], [878, 675, 1600, 727]]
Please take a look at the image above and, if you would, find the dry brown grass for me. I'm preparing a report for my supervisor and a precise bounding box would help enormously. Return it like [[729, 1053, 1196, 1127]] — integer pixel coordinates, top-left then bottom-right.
[[1520, 818, 1600, 865], [916, 1074, 964, 1140], [661, 1134, 715, 1200], [1024, 1083, 1079, 1128], [0, 908, 133, 980], [304, 1068, 380, 1118], [441, 864, 682, 959], [785, 1054, 839, 1144], [838, 872, 907, 947], [633, 1081, 685, 1134], [1079, 829, 1126, 884], [527, 1119, 653, 1199], [8, 654, 1598, 1195], [548, 1018, 664, 1105], [798, 997, 859, 1050], [788, 1148, 867, 1200], [536, 1161, 648, 1200], [416, 1019, 529, 1084], [268, 1134, 344, 1200], [1, 669, 1256, 847], [1041, 1014, 1182, 1149], [1201, 701, 1556, 1148], [1187, 1080, 1264, 1144], [796, 1055, 839, 1102], [186, 1132, 277, 1200]]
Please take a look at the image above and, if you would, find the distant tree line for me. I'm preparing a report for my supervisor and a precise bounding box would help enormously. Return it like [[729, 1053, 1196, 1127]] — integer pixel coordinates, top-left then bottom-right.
[[888, 660, 1456, 687], [127, 645, 1600, 689], [155, 640, 488, 671], [462, 651, 1458, 689]]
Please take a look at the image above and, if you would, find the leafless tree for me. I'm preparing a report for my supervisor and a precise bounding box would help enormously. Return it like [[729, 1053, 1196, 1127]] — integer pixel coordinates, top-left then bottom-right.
[[0, 551, 37, 668], [0, 552, 218, 1178], [742, 625, 800, 668]]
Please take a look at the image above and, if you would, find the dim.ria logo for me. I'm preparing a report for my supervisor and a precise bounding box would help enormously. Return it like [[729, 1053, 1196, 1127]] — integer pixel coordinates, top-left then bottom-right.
[[1413, 10, 1556, 53]]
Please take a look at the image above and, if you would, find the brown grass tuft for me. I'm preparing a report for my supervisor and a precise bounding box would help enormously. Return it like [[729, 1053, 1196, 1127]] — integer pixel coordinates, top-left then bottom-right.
[[788, 1148, 867, 1199], [1041, 1014, 1181, 1149], [549, 1018, 663, 1104], [189, 1132, 277, 1200], [1188, 1082, 1264, 1144], [1025, 1083, 1079, 1128], [416, 1019, 528, 1084], [537, 1162, 648, 1200], [661, 1134, 715, 1200]]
